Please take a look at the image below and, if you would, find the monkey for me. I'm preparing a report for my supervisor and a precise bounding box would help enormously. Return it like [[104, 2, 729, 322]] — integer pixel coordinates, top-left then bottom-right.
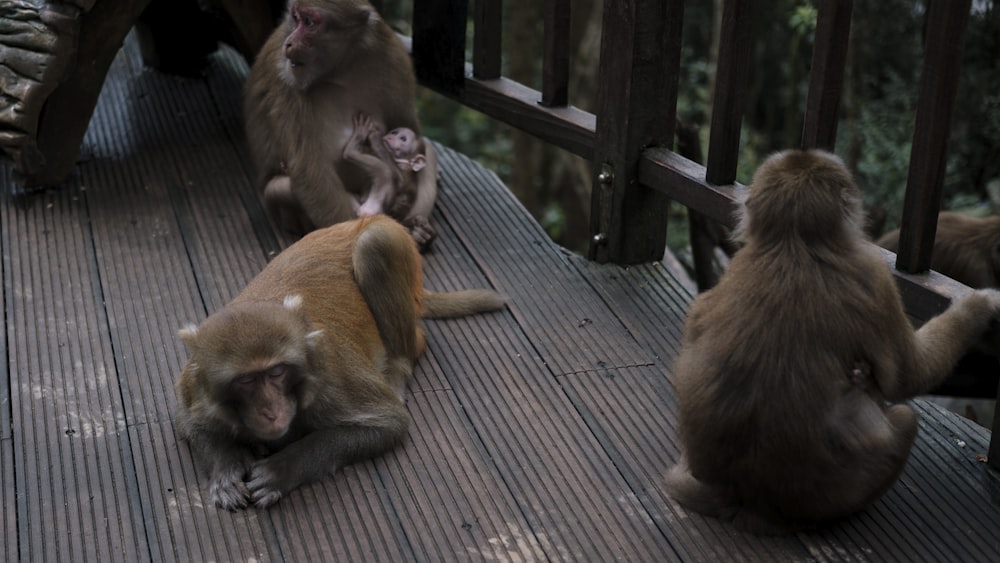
[[877, 211, 1000, 289], [244, 0, 439, 249], [664, 149, 1000, 534], [342, 113, 437, 250], [174, 216, 505, 510]]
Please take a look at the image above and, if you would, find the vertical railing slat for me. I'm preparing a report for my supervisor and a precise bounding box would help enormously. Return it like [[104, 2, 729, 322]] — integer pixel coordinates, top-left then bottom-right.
[[895, 0, 972, 274], [691, 0, 753, 290], [800, 0, 853, 150], [473, 0, 502, 79], [412, 0, 469, 94], [541, 0, 571, 107], [705, 0, 753, 186]]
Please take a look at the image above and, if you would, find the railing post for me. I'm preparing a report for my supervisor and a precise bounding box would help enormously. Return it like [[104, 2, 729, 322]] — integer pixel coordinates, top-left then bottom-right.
[[692, 0, 754, 290], [412, 0, 468, 95], [895, 0, 971, 274], [800, 0, 853, 151], [589, 0, 683, 264]]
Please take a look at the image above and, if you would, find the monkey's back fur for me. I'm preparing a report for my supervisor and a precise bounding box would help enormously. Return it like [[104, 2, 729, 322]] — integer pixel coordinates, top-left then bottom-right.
[[667, 150, 1000, 534]]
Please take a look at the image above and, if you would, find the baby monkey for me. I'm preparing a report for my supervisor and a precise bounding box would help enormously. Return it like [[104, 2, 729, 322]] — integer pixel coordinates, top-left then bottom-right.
[[344, 113, 436, 249]]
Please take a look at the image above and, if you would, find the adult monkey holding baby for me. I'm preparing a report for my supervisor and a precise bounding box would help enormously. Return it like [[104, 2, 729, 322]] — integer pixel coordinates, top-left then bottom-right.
[[245, 0, 438, 247]]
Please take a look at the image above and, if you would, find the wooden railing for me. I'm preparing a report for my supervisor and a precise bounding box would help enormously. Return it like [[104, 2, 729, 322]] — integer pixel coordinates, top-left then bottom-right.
[[402, 0, 997, 464], [406, 0, 977, 310]]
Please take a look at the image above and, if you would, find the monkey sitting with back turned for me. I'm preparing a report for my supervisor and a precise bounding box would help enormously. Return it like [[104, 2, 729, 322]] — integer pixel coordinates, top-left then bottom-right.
[[665, 149, 1000, 534], [343, 113, 436, 250], [174, 216, 505, 510]]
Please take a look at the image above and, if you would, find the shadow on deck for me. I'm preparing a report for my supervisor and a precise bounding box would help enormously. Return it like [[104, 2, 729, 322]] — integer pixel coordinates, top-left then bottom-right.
[[1, 39, 999, 563]]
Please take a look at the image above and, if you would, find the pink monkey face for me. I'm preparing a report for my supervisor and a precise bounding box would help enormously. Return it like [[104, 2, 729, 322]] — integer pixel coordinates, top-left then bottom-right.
[[382, 128, 420, 159]]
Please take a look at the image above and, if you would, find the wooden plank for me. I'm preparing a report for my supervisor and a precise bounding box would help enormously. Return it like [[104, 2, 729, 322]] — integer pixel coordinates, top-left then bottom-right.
[[0, 166, 12, 563], [896, 0, 972, 274], [589, 0, 681, 264], [77, 40, 275, 560], [432, 145, 653, 376], [0, 175, 146, 561], [378, 387, 544, 560], [424, 149, 689, 560]]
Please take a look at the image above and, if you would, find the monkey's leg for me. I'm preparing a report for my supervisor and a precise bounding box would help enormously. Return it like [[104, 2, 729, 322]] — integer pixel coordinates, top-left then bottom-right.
[[404, 143, 439, 222], [263, 175, 314, 235], [842, 404, 917, 512], [353, 219, 421, 395]]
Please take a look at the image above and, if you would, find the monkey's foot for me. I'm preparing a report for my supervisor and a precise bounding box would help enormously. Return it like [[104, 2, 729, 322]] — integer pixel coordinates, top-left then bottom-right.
[[407, 215, 437, 252]]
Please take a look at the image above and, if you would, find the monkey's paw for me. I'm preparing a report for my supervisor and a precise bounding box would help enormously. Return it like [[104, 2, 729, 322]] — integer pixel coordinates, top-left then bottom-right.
[[406, 215, 437, 253], [209, 466, 251, 511], [247, 461, 286, 508]]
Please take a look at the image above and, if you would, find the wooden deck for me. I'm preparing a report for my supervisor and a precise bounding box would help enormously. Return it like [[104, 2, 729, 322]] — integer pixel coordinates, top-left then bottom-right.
[[2, 39, 1000, 563]]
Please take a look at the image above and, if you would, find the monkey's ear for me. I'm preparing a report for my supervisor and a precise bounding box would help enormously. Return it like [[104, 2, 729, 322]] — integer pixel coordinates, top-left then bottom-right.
[[410, 155, 427, 172], [283, 294, 304, 311], [178, 324, 199, 348]]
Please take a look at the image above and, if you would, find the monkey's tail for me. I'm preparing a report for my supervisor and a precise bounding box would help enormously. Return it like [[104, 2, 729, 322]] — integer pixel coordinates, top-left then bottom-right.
[[422, 289, 506, 318]]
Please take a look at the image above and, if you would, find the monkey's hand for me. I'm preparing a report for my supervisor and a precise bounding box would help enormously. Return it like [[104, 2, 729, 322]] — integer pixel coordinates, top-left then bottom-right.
[[246, 459, 289, 508], [405, 215, 437, 253], [209, 463, 253, 511]]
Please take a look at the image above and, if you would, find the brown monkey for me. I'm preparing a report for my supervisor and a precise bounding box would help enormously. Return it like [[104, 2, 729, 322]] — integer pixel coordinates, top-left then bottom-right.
[[342, 114, 436, 249], [877, 211, 1000, 289], [665, 150, 1000, 534], [244, 0, 438, 249], [174, 216, 505, 510]]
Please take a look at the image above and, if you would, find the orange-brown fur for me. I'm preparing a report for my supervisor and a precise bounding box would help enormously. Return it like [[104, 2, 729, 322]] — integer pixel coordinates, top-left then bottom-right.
[[175, 216, 504, 509], [666, 150, 1000, 534]]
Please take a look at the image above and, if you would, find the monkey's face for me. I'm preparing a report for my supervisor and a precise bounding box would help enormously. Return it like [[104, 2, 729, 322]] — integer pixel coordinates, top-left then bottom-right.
[[230, 363, 299, 442], [178, 297, 320, 442], [280, 1, 377, 89], [383, 128, 426, 172], [382, 128, 418, 159]]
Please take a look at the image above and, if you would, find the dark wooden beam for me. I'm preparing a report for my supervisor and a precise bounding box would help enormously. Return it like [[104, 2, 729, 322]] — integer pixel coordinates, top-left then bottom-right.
[[589, 0, 682, 264], [412, 0, 468, 94]]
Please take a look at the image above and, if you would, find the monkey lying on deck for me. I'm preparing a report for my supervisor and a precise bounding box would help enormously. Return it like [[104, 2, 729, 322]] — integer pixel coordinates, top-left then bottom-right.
[[174, 216, 505, 510], [666, 150, 1000, 534]]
